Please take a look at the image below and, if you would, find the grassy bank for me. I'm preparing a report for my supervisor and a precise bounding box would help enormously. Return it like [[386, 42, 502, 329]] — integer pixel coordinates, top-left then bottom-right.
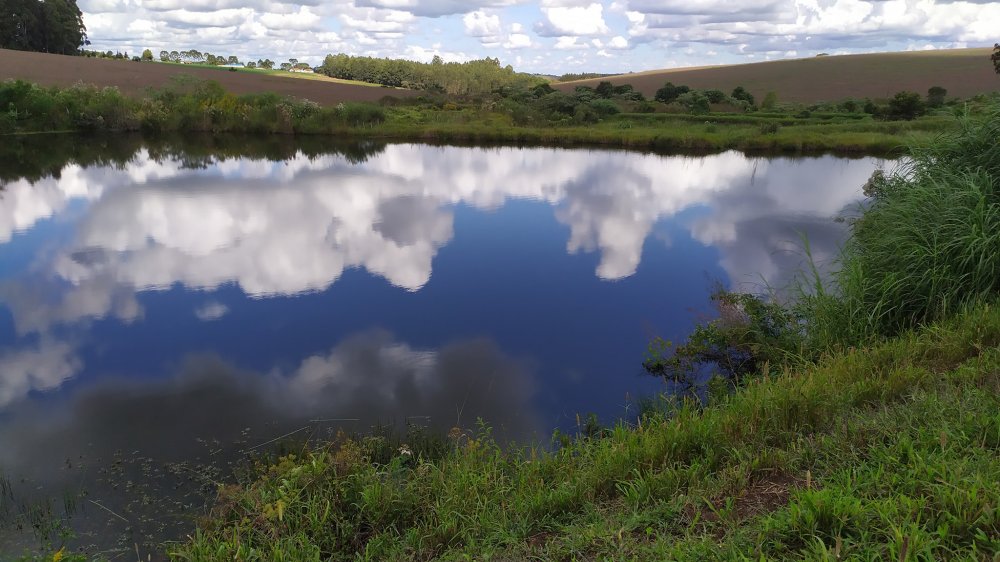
[[160, 100, 1000, 561], [0, 78, 962, 154]]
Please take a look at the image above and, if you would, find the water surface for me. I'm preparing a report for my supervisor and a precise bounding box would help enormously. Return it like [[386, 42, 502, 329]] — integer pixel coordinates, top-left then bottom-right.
[[0, 138, 883, 553]]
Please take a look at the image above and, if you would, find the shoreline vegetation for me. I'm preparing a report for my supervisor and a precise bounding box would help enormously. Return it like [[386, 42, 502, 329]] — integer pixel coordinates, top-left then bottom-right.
[[1, 76, 991, 155], [158, 103, 1000, 560]]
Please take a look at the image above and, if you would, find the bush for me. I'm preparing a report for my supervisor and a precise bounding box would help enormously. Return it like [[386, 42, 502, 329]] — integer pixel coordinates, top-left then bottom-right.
[[654, 82, 690, 104], [885, 91, 926, 120], [643, 290, 803, 388], [731, 86, 755, 107], [588, 99, 621, 116], [927, 86, 947, 108], [336, 103, 386, 127], [704, 89, 727, 104]]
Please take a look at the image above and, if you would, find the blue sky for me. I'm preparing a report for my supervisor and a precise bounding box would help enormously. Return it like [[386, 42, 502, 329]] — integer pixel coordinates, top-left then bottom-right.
[[79, 0, 999, 74]]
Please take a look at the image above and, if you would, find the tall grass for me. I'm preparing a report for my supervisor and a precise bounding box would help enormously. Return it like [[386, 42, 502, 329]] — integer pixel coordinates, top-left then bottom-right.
[[808, 105, 1000, 346]]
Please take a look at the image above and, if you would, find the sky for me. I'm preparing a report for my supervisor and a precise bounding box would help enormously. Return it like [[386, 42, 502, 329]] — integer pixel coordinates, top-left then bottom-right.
[[79, 0, 999, 74]]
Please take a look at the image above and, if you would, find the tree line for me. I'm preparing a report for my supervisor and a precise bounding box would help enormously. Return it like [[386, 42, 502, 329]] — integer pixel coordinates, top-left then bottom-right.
[[318, 54, 542, 95], [0, 0, 87, 55]]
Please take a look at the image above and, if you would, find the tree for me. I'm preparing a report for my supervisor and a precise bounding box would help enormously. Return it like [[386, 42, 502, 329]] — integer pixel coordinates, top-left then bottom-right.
[[654, 82, 690, 103], [595, 80, 615, 99], [731, 86, 755, 106], [159, 50, 169, 62], [261, 59, 275, 69], [704, 89, 726, 103], [227, 55, 239, 65], [886, 91, 926, 120], [992, 43, 1000, 74], [245, 60, 256, 69], [927, 86, 947, 108], [141, 48, 153, 61], [280, 62, 292, 71], [0, 0, 88, 55]]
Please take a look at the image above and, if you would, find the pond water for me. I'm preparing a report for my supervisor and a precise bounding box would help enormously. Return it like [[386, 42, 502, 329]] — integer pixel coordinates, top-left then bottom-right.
[[0, 137, 885, 554]]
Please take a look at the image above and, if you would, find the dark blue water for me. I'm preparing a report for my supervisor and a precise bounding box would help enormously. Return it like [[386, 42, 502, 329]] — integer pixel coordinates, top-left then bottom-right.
[[0, 141, 884, 553]]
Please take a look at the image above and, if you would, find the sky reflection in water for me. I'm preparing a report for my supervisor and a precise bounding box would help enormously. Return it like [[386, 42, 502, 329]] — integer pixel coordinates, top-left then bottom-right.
[[0, 143, 884, 549]]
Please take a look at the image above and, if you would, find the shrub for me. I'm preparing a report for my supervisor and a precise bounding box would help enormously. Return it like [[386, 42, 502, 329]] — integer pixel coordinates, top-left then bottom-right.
[[588, 99, 621, 116], [731, 86, 755, 107], [927, 86, 947, 108], [885, 91, 926, 120], [573, 103, 599, 124], [336, 103, 386, 127], [654, 82, 690, 104]]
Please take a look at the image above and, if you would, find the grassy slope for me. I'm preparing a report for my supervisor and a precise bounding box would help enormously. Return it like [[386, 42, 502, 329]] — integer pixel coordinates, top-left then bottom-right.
[[557, 48, 999, 103], [169, 304, 1000, 561]]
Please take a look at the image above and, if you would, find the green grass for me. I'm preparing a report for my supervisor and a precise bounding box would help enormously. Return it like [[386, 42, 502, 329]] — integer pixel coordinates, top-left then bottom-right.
[[167, 304, 1000, 561]]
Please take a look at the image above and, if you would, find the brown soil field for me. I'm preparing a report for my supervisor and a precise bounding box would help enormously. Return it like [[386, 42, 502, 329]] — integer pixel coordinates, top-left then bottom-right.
[[0, 49, 419, 105], [557, 48, 1000, 103]]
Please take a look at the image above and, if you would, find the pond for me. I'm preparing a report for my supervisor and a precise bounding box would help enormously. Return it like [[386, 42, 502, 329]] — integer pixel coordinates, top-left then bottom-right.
[[0, 137, 885, 554]]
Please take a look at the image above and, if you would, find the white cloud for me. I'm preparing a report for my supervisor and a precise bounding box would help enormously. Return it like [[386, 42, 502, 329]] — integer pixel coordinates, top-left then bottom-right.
[[463, 10, 502, 37], [537, 3, 610, 36]]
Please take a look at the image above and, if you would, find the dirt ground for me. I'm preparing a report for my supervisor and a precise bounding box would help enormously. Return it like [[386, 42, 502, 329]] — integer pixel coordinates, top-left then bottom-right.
[[0, 49, 419, 105], [557, 48, 1000, 103]]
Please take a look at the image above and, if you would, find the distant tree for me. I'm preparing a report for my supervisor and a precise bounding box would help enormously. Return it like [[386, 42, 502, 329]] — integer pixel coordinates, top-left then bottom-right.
[[431, 54, 443, 65], [654, 82, 690, 103], [927, 86, 947, 108], [0, 0, 88, 54], [703, 89, 726, 103], [141, 48, 153, 61], [595, 80, 615, 99], [761, 91, 778, 111], [531, 82, 556, 97], [159, 50, 169, 62], [678, 91, 710, 114], [612, 84, 633, 96], [261, 59, 275, 69], [886, 91, 926, 120], [245, 60, 256, 69], [731, 86, 755, 106], [992, 43, 1000, 74], [169, 50, 180, 63], [227, 55, 239, 65], [573, 85, 597, 102], [280, 62, 292, 71]]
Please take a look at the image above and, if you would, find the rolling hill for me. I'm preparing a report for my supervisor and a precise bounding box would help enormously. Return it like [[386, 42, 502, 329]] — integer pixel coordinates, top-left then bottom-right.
[[556, 48, 999, 103], [0, 49, 418, 105]]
